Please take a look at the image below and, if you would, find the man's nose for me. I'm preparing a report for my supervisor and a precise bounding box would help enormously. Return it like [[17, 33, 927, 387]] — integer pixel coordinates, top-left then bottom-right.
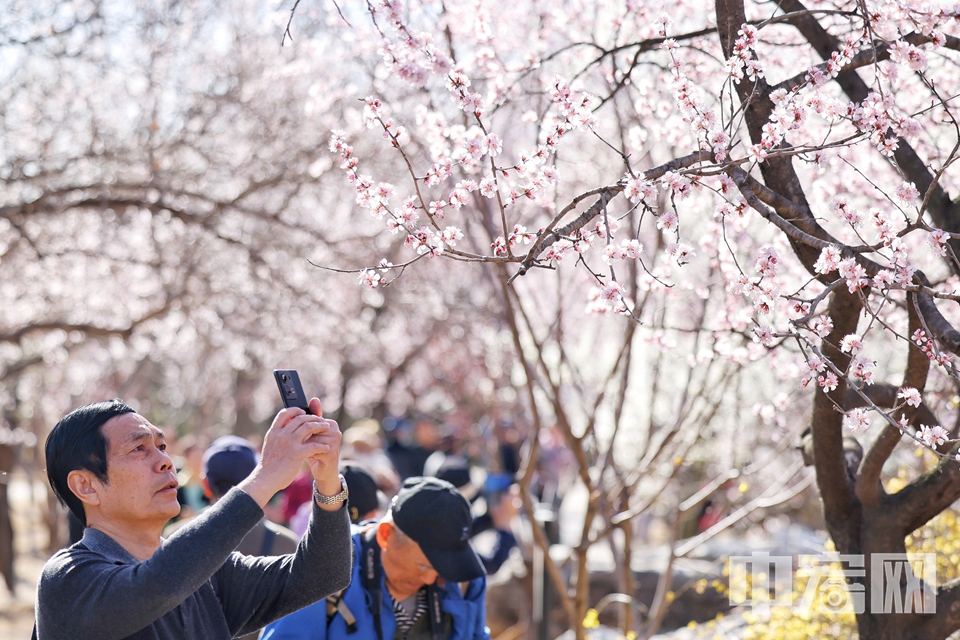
[[156, 449, 174, 472], [421, 567, 438, 584]]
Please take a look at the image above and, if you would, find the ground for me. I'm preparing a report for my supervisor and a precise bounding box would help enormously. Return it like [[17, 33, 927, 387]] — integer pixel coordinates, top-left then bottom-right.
[[0, 472, 48, 640]]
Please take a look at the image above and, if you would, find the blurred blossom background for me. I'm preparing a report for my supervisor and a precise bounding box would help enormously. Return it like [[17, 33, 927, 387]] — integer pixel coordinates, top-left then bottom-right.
[[5, 1, 960, 639]]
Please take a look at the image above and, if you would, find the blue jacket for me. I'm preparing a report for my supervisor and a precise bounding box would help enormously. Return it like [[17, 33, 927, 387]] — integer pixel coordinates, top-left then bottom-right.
[[260, 532, 489, 640]]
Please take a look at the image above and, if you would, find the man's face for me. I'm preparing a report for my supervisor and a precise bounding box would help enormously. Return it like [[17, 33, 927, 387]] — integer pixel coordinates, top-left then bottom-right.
[[380, 523, 439, 600], [92, 413, 180, 526]]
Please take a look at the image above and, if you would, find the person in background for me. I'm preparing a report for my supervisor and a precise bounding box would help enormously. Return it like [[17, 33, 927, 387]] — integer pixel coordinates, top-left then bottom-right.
[[35, 397, 351, 640], [385, 415, 439, 481], [197, 436, 302, 640], [291, 461, 383, 535], [280, 464, 316, 525], [261, 476, 489, 640], [342, 419, 401, 495], [175, 433, 209, 517], [165, 435, 300, 557]]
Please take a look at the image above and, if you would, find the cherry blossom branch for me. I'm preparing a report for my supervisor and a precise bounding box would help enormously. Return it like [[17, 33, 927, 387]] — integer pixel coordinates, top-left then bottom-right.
[[770, 30, 960, 96], [914, 273, 960, 355], [511, 150, 712, 281], [727, 167, 836, 251], [857, 297, 932, 503]]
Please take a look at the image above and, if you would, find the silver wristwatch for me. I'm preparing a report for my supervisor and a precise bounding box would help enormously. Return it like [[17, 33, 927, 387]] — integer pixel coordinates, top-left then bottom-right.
[[314, 474, 349, 506]]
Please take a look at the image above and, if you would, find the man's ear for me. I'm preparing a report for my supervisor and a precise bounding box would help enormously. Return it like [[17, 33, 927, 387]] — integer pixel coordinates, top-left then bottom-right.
[[67, 469, 102, 511], [202, 477, 213, 500], [376, 521, 394, 549]]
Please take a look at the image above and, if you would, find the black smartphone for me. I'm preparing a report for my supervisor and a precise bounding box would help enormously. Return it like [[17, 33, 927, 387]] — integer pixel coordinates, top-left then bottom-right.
[[273, 369, 310, 412]]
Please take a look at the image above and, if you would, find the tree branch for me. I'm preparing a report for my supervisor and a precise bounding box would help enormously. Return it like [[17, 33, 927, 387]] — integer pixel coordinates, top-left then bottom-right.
[[856, 295, 932, 503]]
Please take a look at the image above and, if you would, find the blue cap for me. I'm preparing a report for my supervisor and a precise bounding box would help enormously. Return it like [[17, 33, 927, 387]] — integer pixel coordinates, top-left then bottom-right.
[[203, 436, 259, 495]]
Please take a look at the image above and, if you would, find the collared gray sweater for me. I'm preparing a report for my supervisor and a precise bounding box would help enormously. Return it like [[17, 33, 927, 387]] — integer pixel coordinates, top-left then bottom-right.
[[35, 487, 353, 640]]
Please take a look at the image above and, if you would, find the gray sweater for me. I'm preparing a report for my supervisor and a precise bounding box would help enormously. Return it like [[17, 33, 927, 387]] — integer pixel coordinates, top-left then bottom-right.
[[35, 487, 353, 640]]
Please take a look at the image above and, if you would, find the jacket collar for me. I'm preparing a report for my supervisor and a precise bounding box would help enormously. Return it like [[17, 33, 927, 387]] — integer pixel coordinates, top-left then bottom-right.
[[79, 527, 139, 565]]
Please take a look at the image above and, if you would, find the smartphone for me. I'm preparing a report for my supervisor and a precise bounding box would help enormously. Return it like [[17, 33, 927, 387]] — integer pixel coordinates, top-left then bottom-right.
[[273, 369, 310, 412]]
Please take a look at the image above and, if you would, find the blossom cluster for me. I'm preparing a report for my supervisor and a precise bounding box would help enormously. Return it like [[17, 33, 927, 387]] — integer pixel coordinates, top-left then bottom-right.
[[664, 39, 728, 162], [913, 328, 952, 366], [725, 24, 763, 84], [586, 280, 632, 315], [551, 76, 597, 130]]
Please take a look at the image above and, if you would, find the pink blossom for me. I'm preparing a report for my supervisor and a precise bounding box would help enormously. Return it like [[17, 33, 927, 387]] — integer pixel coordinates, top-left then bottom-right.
[[898, 387, 922, 408], [818, 371, 838, 392], [660, 171, 692, 199], [428, 200, 447, 217], [357, 268, 382, 289], [479, 179, 497, 198], [755, 246, 778, 276], [895, 181, 920, 206], [788, 301, 811, 318], [849, 354, 875, 385], [624, 175, 657, 206], [464, 134, 486, 158], [873, 270, 895, 288], [812, 316, 834, 338], [830, 196, 863, 228], [838, 258, 868, 292], [928, 228, 949, 256], [890, 40, 928, 72], [666, 242, 695, 265], [919, 424, 949, 447], [508, 225, 535, 246], [440, 226, 463, 247], [815, 246, 842, 274], [846, 408, 871, 434], [621, 239, 642, 259], [753, 325, 775, 346], [748, 144, 767, 162], [448, 188, 470, 209], [586, 281, 631, 315], [840, 334, 863, 354], [485, 134, 503, 156], [657, 211, 679, 231]]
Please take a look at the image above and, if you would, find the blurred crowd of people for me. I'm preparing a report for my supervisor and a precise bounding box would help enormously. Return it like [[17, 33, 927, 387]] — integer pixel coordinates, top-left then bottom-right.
[[156, 411, 577, 579]]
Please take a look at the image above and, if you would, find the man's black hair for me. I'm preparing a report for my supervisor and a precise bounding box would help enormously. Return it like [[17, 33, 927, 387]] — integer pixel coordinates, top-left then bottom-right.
[[45, 399, 136, 524]]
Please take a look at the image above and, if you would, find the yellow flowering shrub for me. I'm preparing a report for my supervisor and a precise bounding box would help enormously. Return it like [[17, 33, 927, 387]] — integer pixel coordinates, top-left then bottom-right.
[[689, 458, 959, 640]]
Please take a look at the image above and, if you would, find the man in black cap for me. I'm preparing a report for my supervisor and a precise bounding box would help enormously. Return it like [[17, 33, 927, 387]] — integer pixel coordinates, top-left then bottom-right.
[[426, 455, 519, 576], [261, 476, 489, 640], [340, 462, 382, 524]]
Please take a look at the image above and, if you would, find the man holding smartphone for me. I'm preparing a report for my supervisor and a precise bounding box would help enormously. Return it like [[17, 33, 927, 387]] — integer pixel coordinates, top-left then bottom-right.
[[35, 395, 352, 640]]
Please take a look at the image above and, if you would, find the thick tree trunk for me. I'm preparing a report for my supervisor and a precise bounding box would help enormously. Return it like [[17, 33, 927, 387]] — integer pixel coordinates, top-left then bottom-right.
[[715, 1, 960, 637], [0, 442, 14, 595]]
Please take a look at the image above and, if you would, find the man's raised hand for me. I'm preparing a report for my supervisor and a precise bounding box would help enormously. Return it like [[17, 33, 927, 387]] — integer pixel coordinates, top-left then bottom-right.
[[238, 398, 341, 509]]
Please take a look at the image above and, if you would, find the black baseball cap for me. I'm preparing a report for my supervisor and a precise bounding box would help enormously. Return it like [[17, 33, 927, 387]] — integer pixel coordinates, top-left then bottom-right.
[[341, 461, 380, 524], [203, 436, 259, 495], [391, 476, 485, 582]]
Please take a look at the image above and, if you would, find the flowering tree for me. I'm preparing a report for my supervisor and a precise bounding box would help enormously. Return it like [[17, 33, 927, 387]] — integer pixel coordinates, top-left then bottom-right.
[[0, 0, 519, 576], [302, 0, 960, 637]]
